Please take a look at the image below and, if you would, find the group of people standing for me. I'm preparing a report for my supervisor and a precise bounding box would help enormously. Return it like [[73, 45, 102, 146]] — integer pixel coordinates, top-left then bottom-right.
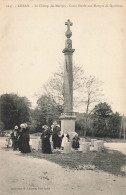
[[40, 124, 65, 154], [7, 121, 80, 154], [40, 121, 80, 154], [9, 124, 31, 153]]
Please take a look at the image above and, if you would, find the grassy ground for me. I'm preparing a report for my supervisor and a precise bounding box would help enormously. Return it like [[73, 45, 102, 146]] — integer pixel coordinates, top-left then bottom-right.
[[3, 134, 126, 177], [24, 148, 126, 177], [79, 136, 126, 143]]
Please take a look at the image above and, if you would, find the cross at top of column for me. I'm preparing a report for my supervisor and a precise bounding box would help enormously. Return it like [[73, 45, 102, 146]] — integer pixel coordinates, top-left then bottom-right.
[[65, 19, 73, 38], [65, 19, 73, 29]]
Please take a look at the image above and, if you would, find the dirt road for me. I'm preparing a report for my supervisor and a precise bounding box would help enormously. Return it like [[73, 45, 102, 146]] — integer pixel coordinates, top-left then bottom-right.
[[0, 137, 126, 195]]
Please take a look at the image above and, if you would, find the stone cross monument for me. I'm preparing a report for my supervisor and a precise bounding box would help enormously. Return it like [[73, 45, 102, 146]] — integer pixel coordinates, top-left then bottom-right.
[[60, 19, 76, 138]]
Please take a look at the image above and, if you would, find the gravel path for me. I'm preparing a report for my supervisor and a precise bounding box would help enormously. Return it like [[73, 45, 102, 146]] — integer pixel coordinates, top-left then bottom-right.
[[0, 137, 126, 195]]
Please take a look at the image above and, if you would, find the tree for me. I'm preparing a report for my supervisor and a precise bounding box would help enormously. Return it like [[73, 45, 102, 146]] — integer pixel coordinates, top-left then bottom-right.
[[0, 121, 5, 136], [92, 102, 112, 118], [77, 76, 104, 136], [106, 112, 121, 138], [43, 64, 86, 112], [91, 102, 119, 137], [39, 64, 104, 137], [32, 94, 61, 131], [81, 76, 104, 115], [0, 94, 31, 129], [75, 113, 93, 137], [42, 64, 104, 114]]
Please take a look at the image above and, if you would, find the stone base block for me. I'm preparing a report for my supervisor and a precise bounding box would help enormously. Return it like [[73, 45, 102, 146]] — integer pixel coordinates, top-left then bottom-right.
[[60, 114, 76, 138], [31, 139, 40, 151], [94, 140, 104, 151], [91, 139, 97, 146], [64, 142, 72, 153], [81, 142, 90, 153], [80, 138, 86, 145]]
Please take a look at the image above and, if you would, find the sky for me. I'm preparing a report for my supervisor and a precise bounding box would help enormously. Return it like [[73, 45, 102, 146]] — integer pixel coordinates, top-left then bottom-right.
[[0, 0, 126, 115]]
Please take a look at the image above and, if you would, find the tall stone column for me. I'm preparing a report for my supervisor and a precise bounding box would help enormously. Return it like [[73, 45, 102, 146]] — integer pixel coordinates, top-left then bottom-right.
[[60, 19, 76, 138]]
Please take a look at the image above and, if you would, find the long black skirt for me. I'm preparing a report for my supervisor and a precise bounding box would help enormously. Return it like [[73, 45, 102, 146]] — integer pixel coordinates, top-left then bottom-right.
[[18, 136, 22, 151], [21, 136, 31, 153], [21, 141, 31, 153], [42, 138, 52, 154], [52, 134, 61, 149]]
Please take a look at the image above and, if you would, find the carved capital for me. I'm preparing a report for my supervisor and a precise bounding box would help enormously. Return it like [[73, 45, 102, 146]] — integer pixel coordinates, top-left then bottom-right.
[[62, 48, 75, 54]]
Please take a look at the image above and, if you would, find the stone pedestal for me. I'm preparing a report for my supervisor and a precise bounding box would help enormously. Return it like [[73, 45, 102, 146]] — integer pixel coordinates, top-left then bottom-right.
[[60, 113, 76, 139]]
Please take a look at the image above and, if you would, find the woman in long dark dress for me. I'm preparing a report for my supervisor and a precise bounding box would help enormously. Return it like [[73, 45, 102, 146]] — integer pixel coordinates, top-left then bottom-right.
[[21, 127, 31, 153], [72, 134, 80, 149], [52, 125, 61, 149], [41, 126, 52, 154], [18, 124, 26, 151]]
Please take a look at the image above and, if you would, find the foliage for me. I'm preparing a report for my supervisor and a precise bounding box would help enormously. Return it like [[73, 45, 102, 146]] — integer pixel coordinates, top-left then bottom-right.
[[42, 64, 103, 114], [75, 119, 91, 136], [106, 112, 121, 138], [91, 103, 121, 138], [75, 103, 121, 138], [81, 76, 104, 114], [0, 93, 31, 129], [0, 121, 5, 136], [75, 113, 93, 137], [31, 95, 61, 131], [0, 121, 5, 130], [43, 64, 86, 112], [92, 102, 112, 118]]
